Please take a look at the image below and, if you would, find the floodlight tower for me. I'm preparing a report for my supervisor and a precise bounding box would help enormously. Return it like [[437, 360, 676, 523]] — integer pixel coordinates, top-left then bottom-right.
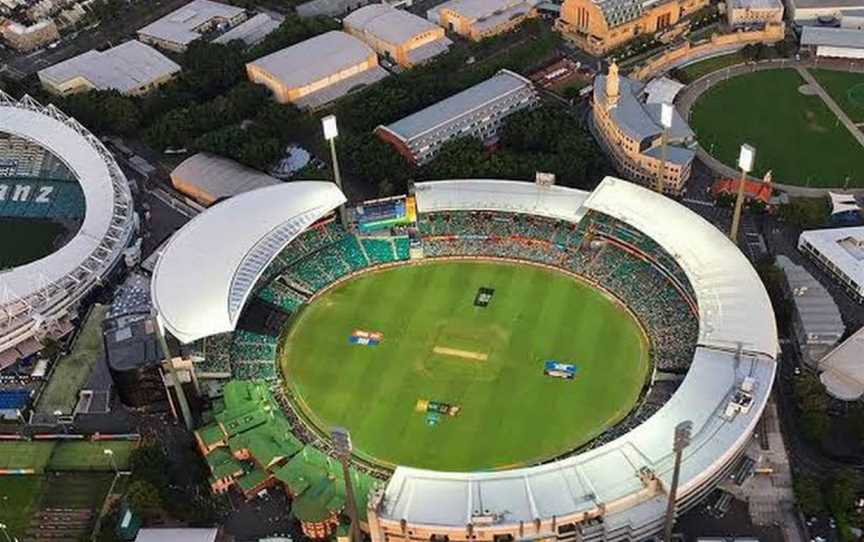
[[153, 309, 193, 431], [730, 144, 756, 243], [322, 115, 349, 228], [0, 522, 15, 542], [332, 427, 364, 542], [103, 448, 118, 474], [654, 103, 674, 194], [663, 420, 693, 542]]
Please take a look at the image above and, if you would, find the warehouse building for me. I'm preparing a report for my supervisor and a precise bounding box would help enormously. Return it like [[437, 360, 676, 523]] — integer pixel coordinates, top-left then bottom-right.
[[592, 63, 695, 194], [726, 0, 784, 27], [138, 0, 247, 52], [426, 0, 539, 41], [38, 40, 181, 96], [556, 0, 707, 54], [171, 153, 280, 207], [799, 226, 864, 304], [776, 256, 845, 368], [246, 30, 388, 109], [800, 26, 864, 58], [786, 0, 864, 24], [344, 4, 452, 67], [375, 69, 538, 164], [212, 13, 281, 46]]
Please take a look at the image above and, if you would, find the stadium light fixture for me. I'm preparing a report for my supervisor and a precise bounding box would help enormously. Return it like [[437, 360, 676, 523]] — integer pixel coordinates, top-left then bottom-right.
[[104, 448, 118, 473], [654, 103, 674, 194], [330, 427, 362, 542], [0, 522, 13, 542], [660, 103, 674, 129], [322, 115, 339, 141], [738, 144, 756, 173], [663, 420, 693, 542], [730, 144, 757, 242], [322, 115, 348, 227]]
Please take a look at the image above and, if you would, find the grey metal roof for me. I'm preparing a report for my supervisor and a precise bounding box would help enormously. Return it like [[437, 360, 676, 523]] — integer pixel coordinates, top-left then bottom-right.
[[428, 0, 538, 21], [776, 255, 845, 342], [247, 31, 378, 89], [297, 0, 372, 17], [801, 25, 864, 48], [728, 0, 782, 10], [791, 0, 864, 10], [380, 69, 534, 143], [595, 74, 694, 151], [38, 40, 180, 94], [643, 144, 695, 166], [213, 13, 281, 46], [171, 152, 279, 201], [344, 4, 441, 44], [138, 0, 245, 46]]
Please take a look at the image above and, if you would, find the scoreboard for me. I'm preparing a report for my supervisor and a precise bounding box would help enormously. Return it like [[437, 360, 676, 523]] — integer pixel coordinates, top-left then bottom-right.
[[0, 177, 85, 220]]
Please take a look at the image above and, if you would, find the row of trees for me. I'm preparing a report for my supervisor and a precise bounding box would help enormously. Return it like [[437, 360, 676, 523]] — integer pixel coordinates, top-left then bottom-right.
[[795, 470, 863, 539]]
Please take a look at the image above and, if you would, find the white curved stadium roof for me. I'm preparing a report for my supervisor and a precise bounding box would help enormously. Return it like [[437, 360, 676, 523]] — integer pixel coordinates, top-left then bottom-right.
[[414, 179, 591, 224], [151, 182, 346, 344], [0, 94, 134, 320], [582, 177, 778, 358], [378, 177, 778, 531]]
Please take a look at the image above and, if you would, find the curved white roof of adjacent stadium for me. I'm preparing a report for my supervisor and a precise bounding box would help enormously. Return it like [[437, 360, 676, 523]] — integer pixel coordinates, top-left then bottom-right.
[[0, 92, 136, 357], [151, 181, 346, 344], [150, 176, 777, 537]]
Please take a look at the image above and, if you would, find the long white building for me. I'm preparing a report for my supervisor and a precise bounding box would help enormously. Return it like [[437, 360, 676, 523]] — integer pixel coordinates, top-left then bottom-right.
[[799, 226, 864, 304]]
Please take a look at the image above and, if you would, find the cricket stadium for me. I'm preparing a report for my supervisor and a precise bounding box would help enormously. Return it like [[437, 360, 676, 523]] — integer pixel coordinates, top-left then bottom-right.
[[152, 176, 778, 541]]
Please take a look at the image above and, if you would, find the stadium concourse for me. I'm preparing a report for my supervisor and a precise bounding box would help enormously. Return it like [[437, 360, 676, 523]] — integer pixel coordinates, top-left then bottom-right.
[[0, 92, 137, 369], [151, 177, 778, 542]]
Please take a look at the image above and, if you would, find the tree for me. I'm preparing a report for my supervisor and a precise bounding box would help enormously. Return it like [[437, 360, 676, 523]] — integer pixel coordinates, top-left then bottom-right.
[[794, 475, 825, 515], [126, 480, 162, 517], [129, 444, 170, 487]]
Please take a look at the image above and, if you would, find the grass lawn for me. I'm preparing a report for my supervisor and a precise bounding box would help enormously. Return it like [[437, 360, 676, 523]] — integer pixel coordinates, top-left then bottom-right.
[[37, 304, 108, 415], [0, 442, 56, 472], [0, 218, 69, 270], [810, 68, 864, 123], [691, 68, 864, 188], [678, 52, 746, 83], [47, 441, 135, 472], [0, 476, 44, 539], [281, 260, 649, 471]]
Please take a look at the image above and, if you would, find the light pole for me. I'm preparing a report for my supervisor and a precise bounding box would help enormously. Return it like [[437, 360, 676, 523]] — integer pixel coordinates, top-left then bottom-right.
[[331, 427, 363, 542], [322, 115, 348, 228], [730, 143, 756, 243], [663, 420, 693, 542], [654, 103, 674, 194], [153, 310, 193, 431], [0, 522, 16, 542], [103, 449, 118, 474]]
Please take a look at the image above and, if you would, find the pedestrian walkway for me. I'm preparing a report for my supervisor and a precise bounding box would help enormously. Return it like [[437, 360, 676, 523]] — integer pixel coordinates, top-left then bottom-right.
[[796, 66, 864, 149]]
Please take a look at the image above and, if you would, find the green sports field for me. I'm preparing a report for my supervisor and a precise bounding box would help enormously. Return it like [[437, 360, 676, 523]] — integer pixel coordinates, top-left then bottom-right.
[[0, 217, 70, 270], [811, 68, 864, 123], [691, 68, 864, 187], [281, 260, 650, 472]]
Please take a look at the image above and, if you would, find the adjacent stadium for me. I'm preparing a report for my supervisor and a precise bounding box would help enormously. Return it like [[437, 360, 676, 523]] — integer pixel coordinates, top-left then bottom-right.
[[153, 177, 778, 541], [0, 92, 136, 370]]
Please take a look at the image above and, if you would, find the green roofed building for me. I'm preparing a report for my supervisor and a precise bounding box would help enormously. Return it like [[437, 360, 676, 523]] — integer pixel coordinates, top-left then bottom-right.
[[274, 445, 380, 539]]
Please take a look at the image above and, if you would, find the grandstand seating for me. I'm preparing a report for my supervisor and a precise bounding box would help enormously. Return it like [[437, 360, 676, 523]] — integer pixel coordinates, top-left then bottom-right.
[[0, 388, 30, 409], [362, 238, 398, 264], [417, 210, 699, 372]]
